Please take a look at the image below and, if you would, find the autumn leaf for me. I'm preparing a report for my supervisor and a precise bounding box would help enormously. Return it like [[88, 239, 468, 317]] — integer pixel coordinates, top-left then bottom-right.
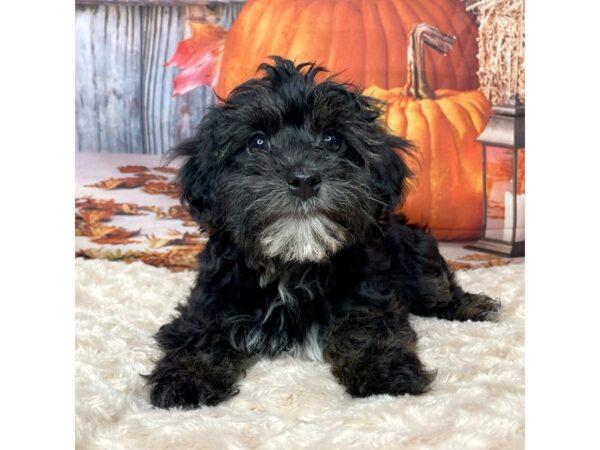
[[76, 196, 146, 216], [142, 181, 180, 198], [145, 235, 173, 249], [137, 246, 204, 271], [153, 166, 178, 174], [114, 203, 144, 215], [86, 177, 146, 190], [447, 253, 512, 271], [92, 237, 141, 245], [146, 231, 204, 249], [166, 206, 193, 222], [134, 173, 168, 182], [479, 259, 511, 269], [166, 22, 226, 95], [118, 165, 149, 173], [143, 205, 197, 227], [460, 253, 504, 262], [76, 212, 141, 244], [79, 209, 112, 224], [77, 244, 205, 271], [167, 206, 197, 227], [90, 226, 141, 245], [447, 260, 476, 271]]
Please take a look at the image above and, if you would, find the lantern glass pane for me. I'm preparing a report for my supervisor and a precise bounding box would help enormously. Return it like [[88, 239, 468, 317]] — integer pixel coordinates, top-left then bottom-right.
[[514, 147, 525, 242], [484, 146, 518, 241]]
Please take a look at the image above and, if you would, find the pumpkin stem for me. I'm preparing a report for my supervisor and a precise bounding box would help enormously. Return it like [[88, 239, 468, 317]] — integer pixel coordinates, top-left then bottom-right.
[[404, 23, 456, 99]]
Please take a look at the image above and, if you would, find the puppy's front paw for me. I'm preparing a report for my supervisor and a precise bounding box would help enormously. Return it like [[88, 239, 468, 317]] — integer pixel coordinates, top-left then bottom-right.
[[144, 357, 239, 409], [149, 375, 206, 409], [457, 293, 502, 322], [333, 348, 435, 398]]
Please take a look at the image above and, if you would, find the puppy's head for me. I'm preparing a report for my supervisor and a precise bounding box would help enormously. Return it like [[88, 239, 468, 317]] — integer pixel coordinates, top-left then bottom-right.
[[171, 57, 412, 264]]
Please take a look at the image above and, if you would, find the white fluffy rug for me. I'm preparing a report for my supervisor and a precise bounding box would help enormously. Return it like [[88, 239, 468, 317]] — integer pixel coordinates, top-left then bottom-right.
[[75, 258, 524, 450]]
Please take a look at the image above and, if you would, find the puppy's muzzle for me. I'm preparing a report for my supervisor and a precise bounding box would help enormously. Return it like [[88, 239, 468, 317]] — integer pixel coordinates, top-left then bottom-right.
[[286, 169, 321, 200]]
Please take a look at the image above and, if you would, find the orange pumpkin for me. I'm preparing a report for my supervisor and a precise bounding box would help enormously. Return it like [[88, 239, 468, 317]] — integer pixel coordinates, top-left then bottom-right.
[[364, 23, 491, 240], [215, 0, 479, 99]]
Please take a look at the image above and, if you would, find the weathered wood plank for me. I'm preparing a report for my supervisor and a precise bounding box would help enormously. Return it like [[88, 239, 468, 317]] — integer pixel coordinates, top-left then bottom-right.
[[75, 5, 143, 152], [140, 5, 216, 155], [214, 1, 245, 27], [76, 3, 243, 153]]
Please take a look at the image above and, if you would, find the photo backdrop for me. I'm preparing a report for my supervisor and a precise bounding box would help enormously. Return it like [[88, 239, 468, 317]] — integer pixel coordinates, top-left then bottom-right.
[[76, 0, 525, 267]]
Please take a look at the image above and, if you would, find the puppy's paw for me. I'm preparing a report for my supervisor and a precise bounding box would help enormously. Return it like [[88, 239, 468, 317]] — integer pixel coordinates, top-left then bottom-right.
[[456, 293, 502, 322], [334, 348, 435, 398], [144, 357, 240, 409]]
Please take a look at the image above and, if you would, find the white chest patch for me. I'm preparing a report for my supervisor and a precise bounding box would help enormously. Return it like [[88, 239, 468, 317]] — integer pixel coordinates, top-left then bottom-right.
[[259, 215, 345, 263]]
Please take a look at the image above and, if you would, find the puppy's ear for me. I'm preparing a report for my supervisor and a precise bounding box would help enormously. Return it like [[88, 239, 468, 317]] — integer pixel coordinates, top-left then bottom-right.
[[347, 90, 415, 220], [370, 133, 414, 220], [168, 110, 220, 231], [348, 90, 381, 123]]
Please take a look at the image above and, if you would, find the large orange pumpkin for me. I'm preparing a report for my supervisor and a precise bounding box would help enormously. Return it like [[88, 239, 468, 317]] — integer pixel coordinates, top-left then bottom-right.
[[364, 23, 491, 240], [215, 0, 479, 98]]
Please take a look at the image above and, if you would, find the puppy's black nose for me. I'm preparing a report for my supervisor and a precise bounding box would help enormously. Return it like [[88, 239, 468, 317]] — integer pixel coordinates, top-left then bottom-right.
[[286, 170, 322, 200]]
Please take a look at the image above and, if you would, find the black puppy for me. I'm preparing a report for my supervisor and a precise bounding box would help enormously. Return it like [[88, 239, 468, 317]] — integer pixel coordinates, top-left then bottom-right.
[[145, 57, 500, 409]]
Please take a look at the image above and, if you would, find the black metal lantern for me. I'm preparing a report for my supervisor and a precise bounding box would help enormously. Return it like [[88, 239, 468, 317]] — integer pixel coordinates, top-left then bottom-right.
[[465, 95, 525, 257]]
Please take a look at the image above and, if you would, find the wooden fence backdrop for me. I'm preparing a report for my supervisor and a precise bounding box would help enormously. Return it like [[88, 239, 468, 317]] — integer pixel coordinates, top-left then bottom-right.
[[75, 0, 245, 154]]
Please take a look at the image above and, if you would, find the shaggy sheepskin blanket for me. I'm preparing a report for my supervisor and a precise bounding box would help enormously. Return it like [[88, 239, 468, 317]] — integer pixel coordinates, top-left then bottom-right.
[[75, 258, 524, 450]]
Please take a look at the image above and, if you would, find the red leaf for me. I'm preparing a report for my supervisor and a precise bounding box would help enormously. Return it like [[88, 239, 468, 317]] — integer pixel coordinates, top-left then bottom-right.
[[172, 54, 222, 95], [166, 23, 226, 95]]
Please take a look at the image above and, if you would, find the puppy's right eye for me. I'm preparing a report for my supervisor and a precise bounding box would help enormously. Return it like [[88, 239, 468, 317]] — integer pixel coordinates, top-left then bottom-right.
[[247, 133, 269, 151]]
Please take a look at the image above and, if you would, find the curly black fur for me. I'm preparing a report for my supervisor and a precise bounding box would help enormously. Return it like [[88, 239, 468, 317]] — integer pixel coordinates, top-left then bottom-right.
[[144, 57, 501, 409]]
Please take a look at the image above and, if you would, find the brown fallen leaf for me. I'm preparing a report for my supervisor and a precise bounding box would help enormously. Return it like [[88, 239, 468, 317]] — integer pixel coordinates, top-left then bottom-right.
[[146, 231, 205, 249], [448, 256, 512, 271], [147, 205, 191, 220], [91, 237, 141, 245], [86, 177, 146, 190], [77, 197, 145, 215], [478, 258, 511, 269], [459, 253, 503, 262], [79, 209, 113, 224], [145, 235, 173, 249], [142, 181, 180, 198], [75, 196, 96, 209], [167, 206, 193, 221], [76, 218, 141, 242], [447, 260, 477, 271], [134, 173, 168, 182], [136, 246, 204, 271], [142, 205, 198, 228], [76, 244, 205, 271], [76, 221, 113, 237], [114, 202, 145, 215], [75, 197, 147, 228], [118, 165, 149, 173], [153, 166, 178, 174], [95, 226, 140, 239]]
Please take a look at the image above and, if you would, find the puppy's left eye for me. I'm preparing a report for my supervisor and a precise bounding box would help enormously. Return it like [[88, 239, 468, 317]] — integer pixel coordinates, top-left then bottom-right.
[[247, 132, 269, 151], [323, 131, 342, 150]]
